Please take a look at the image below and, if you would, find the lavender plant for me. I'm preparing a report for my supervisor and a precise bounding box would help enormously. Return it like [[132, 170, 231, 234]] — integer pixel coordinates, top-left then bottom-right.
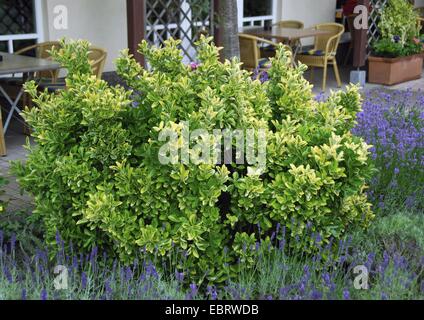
[[1, 229, 422, 300], [352, 89, 424, 211]]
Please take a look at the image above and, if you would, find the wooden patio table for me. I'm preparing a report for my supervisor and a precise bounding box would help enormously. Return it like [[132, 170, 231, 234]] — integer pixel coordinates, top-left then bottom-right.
[[0, 52, 60, 156], [241, 26, 332, 58]]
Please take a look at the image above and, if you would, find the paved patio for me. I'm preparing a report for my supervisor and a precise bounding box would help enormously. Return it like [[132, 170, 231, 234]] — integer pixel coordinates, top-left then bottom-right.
[[309, 65, 424, 95], [0, 118, 34, 212], [1, 68, 424, 213]]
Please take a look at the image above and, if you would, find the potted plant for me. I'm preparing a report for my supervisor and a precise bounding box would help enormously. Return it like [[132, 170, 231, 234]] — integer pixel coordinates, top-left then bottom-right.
[[368, 0, 424, 86]]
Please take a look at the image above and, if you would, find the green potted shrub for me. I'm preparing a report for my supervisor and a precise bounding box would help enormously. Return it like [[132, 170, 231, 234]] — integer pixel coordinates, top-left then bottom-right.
[[368, 0, 424, 85]]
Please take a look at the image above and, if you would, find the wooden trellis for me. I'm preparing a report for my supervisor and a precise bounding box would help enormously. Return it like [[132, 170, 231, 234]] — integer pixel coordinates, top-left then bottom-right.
[[145, 0, 214, 63], [353, 0, 388, 67], [367, 0, 389, 54]]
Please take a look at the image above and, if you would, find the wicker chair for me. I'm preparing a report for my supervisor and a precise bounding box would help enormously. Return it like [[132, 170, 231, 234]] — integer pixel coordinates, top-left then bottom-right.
[[0, 41, 62, 99], [87, 46, 107, 79], [296, 23, 344, 91], [273, 20, 304, 49], [39, 46, 107, 92], [239, 33, 292, 71], [274, 20, 304, 29], [14, 41, 62, 82]]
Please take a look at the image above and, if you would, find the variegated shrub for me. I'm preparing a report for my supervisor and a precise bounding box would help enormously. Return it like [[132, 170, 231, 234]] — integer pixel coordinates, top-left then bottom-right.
[[13, 37, 374, 283]]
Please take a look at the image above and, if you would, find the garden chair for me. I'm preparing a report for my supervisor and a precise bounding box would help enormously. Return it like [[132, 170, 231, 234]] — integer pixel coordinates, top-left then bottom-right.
[[11, 41, 62, 82], [87, 46, 108, 79], [39, 46, 107, 92], [0, 41, 62, 103], [239, 33, 292, 71], [260, 20, 304, 57], [296, 23, 344, 91], [274, 20, 304, 29], [274, 20, 304, 47]]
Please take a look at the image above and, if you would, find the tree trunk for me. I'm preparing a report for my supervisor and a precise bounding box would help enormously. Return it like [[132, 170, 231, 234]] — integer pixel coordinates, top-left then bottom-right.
[[218, 0, 240, 60]]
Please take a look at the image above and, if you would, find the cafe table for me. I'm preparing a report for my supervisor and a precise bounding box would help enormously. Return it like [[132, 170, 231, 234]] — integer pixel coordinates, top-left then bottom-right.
[[241, 26, 331, 58], [0, 52, 60, 156]]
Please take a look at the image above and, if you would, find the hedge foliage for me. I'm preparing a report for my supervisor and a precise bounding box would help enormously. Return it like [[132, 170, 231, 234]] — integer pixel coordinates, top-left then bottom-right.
[[13, 37, 374, 283]]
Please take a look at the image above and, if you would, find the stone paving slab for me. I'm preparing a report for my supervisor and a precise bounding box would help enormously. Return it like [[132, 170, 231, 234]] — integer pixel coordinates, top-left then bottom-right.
[[0, 119, 34, 213]]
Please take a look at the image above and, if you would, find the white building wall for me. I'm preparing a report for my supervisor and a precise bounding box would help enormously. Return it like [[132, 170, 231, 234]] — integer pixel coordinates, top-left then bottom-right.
[[414, 0, 424, 7], [280, 0, 337, 28], [38, 0, 341, 71], [279, 0, 337, 45], [42, 0, 128, 72]]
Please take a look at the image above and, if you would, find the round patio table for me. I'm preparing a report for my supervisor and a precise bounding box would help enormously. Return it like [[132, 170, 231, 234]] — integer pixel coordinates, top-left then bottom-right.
[[0, 52, 60, 156]]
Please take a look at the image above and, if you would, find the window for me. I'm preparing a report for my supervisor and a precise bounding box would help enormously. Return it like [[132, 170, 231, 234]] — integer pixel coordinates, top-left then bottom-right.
[[238, 0, 276, 28], [0, 0, 42, 53], [243, 0, 273, 17], [0, 0, 36, 35]]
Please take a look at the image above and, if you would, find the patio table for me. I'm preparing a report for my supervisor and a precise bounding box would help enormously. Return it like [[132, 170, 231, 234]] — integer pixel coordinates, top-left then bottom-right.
[[241, 26, 331, 58], [0, 52, 60, 156]]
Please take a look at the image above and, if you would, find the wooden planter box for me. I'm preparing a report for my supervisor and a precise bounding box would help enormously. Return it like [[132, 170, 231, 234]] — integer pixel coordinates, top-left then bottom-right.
[[368, 53, 424, 86]]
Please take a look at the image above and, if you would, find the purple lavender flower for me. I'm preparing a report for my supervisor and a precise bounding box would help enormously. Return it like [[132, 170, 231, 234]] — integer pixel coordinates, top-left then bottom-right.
[[255, 242, 260, 252], [306, 221, 312, 230], [353, 89, 424, 209], [55, 231, 62, 247], [209, 287, 218, 300], [10, 233, 16, 253], [186, 283, 199, 300], [40, 288, 48, 301], [279, 285, 293, 299], [146, 262, 158, 279], [105, 279, 113, 297], [90, 246, 98, 262], [125, 266, 133, 281], [310, 289, 323, 300], [343, 288, 350, 300], [3, 266, 13, 283], [190, 283, 198, 296], [72, 256, 78, 270], [315, 233, 322, 244], [81, 272, 87, 289], [175, 270, 184, 282], [322, 273, 331, 287], [21, 289, 27, 300]]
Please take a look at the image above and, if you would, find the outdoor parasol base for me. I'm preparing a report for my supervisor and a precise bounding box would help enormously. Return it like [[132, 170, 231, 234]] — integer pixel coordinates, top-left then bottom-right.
[[350, 70, 366, 87]]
